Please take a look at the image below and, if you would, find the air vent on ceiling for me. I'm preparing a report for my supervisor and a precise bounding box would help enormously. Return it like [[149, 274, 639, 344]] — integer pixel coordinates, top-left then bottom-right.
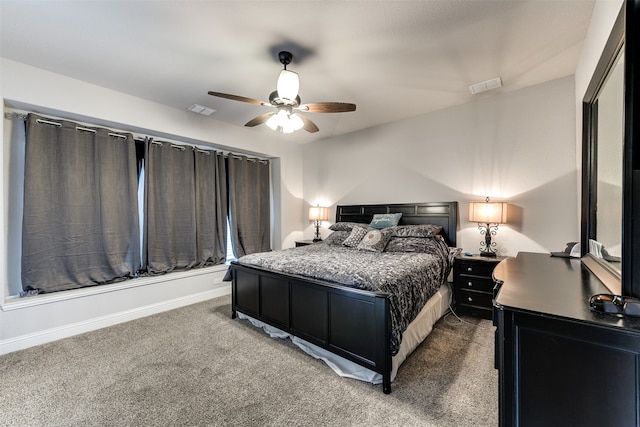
[[188, 104, 216, 115], [469, 77, 502, 95]]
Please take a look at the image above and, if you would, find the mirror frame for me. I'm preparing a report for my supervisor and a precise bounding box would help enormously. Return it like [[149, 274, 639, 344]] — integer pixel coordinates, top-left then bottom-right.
[[582, 1, 640, 298], [581, 5, 624, 294], [623, 0, 640, 298]]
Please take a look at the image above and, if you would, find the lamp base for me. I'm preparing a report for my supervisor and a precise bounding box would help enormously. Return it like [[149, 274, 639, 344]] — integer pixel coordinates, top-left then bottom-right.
[[479, 250, 497, 258], [313, 221, 322, 242], [477, 222, 499, 258]]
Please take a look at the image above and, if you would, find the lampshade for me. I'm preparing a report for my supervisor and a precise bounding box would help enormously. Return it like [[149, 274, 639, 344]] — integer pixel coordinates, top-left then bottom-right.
[[277, 69, 299, 102], [309, 206, 329, 221], [469, 199, 508, 224]]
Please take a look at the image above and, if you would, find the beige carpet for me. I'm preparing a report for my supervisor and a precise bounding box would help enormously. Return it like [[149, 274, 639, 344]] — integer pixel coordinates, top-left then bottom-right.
[[0, 294, 497, 426]]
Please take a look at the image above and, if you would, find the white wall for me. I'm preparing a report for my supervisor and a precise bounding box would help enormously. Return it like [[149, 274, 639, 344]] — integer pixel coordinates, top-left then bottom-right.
[[0, 59, 305, 354], [575, 0, 625, 136], [302, 76, 578, 257]]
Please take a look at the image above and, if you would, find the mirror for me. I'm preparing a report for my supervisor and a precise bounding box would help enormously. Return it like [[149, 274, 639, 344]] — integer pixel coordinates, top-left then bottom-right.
[[581, 5, 625, 294], [593, 48, 624, 275]]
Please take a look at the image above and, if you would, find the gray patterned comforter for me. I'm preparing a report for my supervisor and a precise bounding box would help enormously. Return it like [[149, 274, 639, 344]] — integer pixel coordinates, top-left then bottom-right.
[[237, 241, 454, 355]]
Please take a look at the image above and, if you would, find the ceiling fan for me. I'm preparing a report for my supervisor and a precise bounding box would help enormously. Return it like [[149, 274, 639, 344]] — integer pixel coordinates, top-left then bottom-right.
[[208, 51, 356, 134]]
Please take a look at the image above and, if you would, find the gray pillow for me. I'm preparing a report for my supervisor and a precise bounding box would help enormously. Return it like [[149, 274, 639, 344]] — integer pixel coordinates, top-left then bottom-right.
[[357, 228, 393, 252], [329, 222, 366, 232], [323, 230, 350, 246], [388, 224, 443, 237], [384, 236, 448, 253], [343, 225, 369, 247]]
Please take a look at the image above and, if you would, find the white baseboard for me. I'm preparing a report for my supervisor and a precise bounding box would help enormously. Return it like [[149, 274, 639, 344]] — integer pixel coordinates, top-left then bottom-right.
[[0, 284, 231, 355]]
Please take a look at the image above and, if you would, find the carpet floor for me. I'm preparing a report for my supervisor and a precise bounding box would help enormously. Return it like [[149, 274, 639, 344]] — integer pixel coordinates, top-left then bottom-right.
[[0, 294, 497, 426]]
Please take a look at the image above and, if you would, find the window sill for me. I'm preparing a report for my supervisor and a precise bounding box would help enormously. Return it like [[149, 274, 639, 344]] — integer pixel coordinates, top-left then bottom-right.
[[1, 264, 229, 312]]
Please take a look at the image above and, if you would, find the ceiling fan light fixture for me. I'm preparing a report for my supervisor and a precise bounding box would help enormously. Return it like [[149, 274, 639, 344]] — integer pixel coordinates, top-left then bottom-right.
[[281, 124, 295, 134], [265, 108, 304, 134], [289, 113, 304, 131], [277, 69, 299, 102], [266, 108, 290, 132], [265, 113, 280, 131]]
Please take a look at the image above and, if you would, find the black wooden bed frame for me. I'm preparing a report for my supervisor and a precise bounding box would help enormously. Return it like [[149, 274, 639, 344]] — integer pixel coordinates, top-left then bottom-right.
[[230, 201, 458, 394]]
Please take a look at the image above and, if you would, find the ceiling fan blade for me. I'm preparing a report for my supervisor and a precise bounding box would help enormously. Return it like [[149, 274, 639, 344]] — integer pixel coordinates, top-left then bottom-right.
[[208, 91, 270, 106], [298, 115, 319, 133], [298, 102, 357, 113], [244, 112, 275, 127]]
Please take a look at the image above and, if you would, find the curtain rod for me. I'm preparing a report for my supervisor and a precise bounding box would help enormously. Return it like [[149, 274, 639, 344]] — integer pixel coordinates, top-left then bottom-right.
[[33, 117, 131, 140], [4, 111, 271, 162]]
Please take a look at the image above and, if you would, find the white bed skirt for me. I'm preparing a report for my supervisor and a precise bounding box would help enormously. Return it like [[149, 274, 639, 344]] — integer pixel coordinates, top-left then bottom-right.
[[237, 282, 452, 385]]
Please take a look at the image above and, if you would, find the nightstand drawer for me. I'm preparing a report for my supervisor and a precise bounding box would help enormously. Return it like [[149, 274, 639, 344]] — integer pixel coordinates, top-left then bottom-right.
[[456, 261, 496, 278], [458, 277, 495, 293], [457, 290, 494, 309]]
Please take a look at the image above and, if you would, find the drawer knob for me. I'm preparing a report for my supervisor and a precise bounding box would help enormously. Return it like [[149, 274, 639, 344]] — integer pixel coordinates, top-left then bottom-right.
[[468, 296, 473, 302], [467, 267, 473, 272], [467, 281, 473, 287]]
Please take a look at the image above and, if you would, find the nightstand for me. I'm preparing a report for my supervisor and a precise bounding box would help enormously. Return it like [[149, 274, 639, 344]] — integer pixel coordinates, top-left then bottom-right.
[[453, 254, 507, 319], [295, 240, 315, 247]]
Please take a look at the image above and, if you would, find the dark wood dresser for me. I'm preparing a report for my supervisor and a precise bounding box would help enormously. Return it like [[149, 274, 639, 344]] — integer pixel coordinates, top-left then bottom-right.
[[493, 252, 640, 427]]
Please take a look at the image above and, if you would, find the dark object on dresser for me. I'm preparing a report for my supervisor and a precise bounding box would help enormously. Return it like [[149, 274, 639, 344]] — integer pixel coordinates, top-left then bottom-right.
[[453, 255, 506, 319], [294, 240, 314, 247], [230, 201, 458, 394], [493, 252, 640, 426], [589, 293, 640, 317]]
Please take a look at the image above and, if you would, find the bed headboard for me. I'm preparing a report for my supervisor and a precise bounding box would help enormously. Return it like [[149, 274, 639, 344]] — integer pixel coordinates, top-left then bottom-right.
[[335, 201, 458, 247]]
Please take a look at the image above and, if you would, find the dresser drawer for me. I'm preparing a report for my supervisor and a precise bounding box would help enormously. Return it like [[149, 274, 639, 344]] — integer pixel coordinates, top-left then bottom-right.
[[457, 276, 495, 293]]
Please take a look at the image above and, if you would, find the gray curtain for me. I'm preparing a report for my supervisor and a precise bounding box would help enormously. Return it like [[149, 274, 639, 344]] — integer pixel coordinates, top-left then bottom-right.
[[21, 114, 140, 293], [144, 140, 197, 273], [144, 141, 228, 273], [195, 149, 228, 266], [227, 155, 271, 257]]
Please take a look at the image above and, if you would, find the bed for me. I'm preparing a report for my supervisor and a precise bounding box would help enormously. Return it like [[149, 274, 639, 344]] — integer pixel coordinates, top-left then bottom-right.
[[228, 201, 458, 394]]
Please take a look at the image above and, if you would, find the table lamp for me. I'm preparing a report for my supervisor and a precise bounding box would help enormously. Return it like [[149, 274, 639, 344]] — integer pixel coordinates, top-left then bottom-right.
[[309, 205, 329, 242], [469, 197, 508, 257]]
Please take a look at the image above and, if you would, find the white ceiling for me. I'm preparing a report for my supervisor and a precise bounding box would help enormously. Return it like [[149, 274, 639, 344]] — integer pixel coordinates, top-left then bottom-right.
[[1, 0, 595, 144]]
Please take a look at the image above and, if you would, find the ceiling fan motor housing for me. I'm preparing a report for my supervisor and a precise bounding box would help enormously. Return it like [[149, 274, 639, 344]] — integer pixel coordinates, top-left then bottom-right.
[[278, 51, 293, 68]]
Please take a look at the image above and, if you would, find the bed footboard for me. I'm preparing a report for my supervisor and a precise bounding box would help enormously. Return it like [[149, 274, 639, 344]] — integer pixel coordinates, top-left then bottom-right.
[[230, 262, 393, 393]]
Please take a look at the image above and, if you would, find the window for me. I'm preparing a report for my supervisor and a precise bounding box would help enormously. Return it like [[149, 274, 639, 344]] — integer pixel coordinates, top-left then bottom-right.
[[9, 112, 270, 295]]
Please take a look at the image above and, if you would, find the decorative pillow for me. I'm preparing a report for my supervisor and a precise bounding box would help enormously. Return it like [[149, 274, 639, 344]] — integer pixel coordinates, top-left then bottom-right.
[[357, 228, 393, 252], [329, 222, 365, 232], [388, 224, 443, 238], [449, 247, 463, 265], [323, 230, 350, 246], [369, 213, 402, 229], [342, 225, 369, 247], [384, 235, 449, 253]]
